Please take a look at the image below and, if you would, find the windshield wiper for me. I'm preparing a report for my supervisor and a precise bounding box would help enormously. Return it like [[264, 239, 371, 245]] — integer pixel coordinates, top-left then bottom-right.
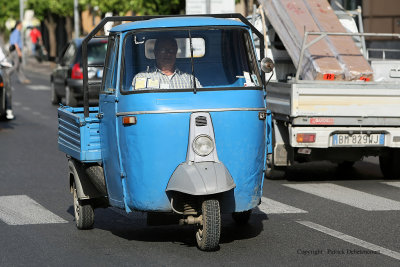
[[188, 30, 197, 94]]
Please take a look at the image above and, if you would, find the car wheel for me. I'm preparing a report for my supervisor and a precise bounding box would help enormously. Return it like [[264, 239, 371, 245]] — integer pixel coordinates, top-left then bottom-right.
[[73, 182, 94, 230], [0, 88, 6, 120], [195, 199, 221, 251], [379, 149, 400, 179], [65, 85, 78, 106], [50, 82, 61, 105]]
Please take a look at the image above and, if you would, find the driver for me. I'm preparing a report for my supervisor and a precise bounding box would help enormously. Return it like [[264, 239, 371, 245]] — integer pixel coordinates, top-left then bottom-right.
[[132, 37, 201, 90]]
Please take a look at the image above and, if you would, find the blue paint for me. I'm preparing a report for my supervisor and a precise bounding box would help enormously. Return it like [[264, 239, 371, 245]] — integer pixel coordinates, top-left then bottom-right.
[[111, 17, 249, 33]]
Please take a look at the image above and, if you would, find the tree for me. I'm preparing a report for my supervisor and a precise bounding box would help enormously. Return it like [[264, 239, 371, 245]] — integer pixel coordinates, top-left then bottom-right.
[[0, 0, 19, 42], [83, 0, 184, 16], [26, 0, 77, 59]]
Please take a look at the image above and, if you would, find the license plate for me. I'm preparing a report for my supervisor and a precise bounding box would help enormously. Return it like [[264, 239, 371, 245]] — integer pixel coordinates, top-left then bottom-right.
[[332, 133, 384, 146]]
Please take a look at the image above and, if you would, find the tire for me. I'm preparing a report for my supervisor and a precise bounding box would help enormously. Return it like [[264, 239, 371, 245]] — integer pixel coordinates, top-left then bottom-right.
[[65, 85, 78, 107], [50, 81, 61, 105], [73, 183, 94, 230], [265, 166, 287, 180], [232, 210, 252, 225], [0, 88, 6, 121], [379, 150, 400, 179], [196, 199, 221, 251], [337, 161, 355, 169]]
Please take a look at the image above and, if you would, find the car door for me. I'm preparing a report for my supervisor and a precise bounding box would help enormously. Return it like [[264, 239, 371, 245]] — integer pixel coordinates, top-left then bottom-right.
[[54, 42, 76, 95]]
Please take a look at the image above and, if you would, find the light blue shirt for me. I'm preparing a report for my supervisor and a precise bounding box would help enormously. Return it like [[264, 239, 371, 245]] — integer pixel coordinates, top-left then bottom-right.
[[10, 29, 22, 49]]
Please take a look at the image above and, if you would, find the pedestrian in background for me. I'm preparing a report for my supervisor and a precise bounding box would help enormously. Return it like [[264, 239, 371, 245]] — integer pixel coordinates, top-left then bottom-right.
[[29, 26, 43, 62], [9, 20, 30, 84]]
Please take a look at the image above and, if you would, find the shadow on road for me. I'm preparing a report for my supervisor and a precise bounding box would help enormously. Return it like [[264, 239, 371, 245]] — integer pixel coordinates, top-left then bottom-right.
[[281, 160, 383, 181], [67, 205, 268, 249]]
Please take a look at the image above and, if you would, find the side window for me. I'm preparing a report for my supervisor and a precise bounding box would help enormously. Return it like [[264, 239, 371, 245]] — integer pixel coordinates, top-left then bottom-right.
[[62, 43, 76, 65], [102, 35, 119, 93]]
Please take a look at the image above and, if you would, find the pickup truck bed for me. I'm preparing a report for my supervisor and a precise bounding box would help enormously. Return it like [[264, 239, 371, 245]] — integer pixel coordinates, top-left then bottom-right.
[[58, 106, 101, 162], [267, 81, 400, 125]]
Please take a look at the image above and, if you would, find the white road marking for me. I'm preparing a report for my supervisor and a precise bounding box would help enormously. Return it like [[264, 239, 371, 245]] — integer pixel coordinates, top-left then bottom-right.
[[21, 106, 31, 111], [26, 85, 50, 91], [0, 195, 67, 225], [381, 182, 400, 189], [284, 183, 400, 211], [298, 220, 400, 261], [13, 102, 22, 106], [256, 197, 308, 214]]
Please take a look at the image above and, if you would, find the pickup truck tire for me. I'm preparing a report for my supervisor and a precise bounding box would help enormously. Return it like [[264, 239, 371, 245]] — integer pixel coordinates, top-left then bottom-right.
[[65, 85, 78, 107], [50, 81, 60, 105], [73, 182, 94, 230], [232, 210, 252, 225], [379, 149, 400, 179], [265, 166, 287, 180]]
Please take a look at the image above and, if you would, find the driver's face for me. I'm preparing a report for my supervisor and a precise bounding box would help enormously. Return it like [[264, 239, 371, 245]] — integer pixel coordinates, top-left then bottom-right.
[[155, 39, 177, 68]]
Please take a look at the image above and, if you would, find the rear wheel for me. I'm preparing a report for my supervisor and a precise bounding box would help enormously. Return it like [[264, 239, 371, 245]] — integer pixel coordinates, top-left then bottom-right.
[[232, 210, 252, 225], [196, 199, 221, 251], [73, 183, 94, 229], [50, 81, 60, 105], [379, 149, 400, 179], [65, 85, 78, 106]]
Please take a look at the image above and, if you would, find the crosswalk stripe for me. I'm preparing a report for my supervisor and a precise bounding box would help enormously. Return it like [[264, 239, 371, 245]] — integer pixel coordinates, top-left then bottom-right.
[[284, 183, 400, 211], [381, 182, 400, 189], [26, 85, 50, 91], [256, 197, 308, 214], [298, 220, 400, 261], [0, 195, 67, 225]]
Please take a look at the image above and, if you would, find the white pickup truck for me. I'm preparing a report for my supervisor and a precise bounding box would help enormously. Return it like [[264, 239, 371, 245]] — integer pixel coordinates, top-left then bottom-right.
[[250, 8, 400, 179]]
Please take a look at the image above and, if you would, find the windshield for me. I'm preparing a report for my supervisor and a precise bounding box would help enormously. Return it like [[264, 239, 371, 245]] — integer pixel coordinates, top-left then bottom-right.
[[121, 27, 261, 92]]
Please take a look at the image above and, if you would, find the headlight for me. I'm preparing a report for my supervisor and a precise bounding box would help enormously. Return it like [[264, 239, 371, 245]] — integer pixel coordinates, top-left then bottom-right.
[[193, 135, 214, 156]]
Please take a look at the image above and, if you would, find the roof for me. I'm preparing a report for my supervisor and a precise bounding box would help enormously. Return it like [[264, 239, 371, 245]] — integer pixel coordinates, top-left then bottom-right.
[[110, 16, 249, 33]]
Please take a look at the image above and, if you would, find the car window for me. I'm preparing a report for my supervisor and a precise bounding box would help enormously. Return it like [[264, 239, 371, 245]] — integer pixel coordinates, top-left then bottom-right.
[[87, 41, 108, 64], [121, 27, 261, 92], [62, 43, 76, 65], [103, 36, 119, 93]]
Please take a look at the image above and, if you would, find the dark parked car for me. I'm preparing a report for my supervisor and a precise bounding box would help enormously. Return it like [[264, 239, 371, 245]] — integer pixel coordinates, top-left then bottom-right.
[[51, 38, 107, 106]]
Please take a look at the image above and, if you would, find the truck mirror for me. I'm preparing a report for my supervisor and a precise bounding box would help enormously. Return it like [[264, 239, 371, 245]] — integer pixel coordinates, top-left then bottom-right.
[[261, 57, 274, 73]]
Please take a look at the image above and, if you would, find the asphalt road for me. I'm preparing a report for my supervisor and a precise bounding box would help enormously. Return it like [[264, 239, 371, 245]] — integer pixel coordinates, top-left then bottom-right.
[[0, 64, 399, 266]]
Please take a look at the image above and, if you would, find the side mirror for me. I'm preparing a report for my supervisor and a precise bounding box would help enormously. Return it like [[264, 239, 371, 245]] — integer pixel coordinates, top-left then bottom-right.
[[261, 57, 274, 73]]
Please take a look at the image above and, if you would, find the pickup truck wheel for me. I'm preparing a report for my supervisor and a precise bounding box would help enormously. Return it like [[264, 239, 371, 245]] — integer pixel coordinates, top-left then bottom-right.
[[73, 183, 94, 229], [196, 199, 221, 251], [379, 150, 400, 179], [232, 210, 252, 225], [50, 82, 60, 105], [65, 85, 78, 107], [0, 89, 6, 121]]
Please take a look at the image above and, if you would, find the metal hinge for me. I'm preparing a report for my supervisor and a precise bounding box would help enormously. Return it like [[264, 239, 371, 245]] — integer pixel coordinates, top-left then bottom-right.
[[96, 113, 104, 119]]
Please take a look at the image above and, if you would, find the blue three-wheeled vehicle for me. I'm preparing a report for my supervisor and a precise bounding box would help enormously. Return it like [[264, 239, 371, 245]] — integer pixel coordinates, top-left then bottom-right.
[[58, 14, 273, 251]]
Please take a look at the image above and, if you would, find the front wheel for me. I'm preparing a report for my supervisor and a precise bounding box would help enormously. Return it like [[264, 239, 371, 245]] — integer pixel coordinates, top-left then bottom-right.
[[196, 199, 221, 251], [73, 183, 94, 229], [50, 81, 60, 105], [65, 85, 78, 107]]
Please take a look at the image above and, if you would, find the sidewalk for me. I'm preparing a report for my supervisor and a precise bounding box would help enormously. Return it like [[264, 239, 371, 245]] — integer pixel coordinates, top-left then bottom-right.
[[24, 56, 55, 77]]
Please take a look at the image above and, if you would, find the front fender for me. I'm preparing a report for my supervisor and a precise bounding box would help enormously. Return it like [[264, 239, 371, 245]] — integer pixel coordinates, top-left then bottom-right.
[[166, 162, 235, 195]]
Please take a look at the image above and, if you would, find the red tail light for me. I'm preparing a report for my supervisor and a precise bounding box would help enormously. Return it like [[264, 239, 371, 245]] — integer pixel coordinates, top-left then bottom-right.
[[71, 63, 83, 79], [297, 133, 316, 143]]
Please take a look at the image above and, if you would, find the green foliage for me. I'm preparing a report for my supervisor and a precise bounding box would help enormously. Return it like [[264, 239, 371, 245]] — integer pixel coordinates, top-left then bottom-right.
[[83, 0, 184, 16], [0, 0, 19, 32], [26, 0, 75, 19]]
